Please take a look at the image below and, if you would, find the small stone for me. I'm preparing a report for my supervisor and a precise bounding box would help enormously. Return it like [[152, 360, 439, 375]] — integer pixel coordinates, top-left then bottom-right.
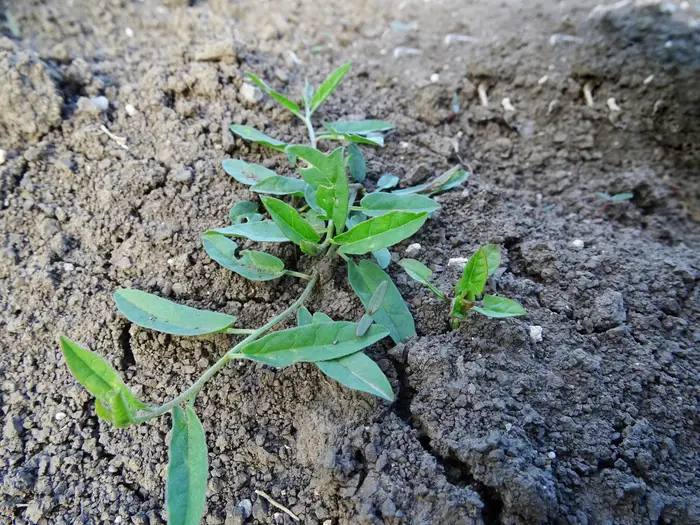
[[592, 289, 627, 330], [501, 97, 516, 112], [237, 499, 252, 519], [0, 149, 6, 165], [547, 451, 556, 460], [448, 257, 469, 269], [125, 27, 134, 38], [274, 68, 288, 82], [240, 83, 262, 103], [529, 325, 543, 343], [55, 412, 66, 421], [171, 167, 193, 183], [405, 243, 421, 257], [571, 239, 584, 250], [430, 73, 439, 83], [90, 96, 110, 112], [125, 104, 137, 116], [115, 257, 132, 269]]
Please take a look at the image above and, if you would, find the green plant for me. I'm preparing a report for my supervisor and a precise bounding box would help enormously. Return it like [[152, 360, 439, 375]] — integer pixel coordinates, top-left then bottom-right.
[[400, 244, 526, 329], [60, 63, 469, 525]]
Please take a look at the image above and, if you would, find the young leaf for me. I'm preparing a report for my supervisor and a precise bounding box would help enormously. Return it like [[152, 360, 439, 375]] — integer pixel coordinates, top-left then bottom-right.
[[455, 247, 488, 298], [472, 295, 527, 318], [250, 175, 307, 196], [304, 185, 326, 215], [302, 78, 314, 109], [297, 306, 313, 326], [312, 312, 334, 324], [612, 192, 634, 202], [329, 148, 349, 236], [323, 120, 394, 136], [372, 248, 391, 269], [348, 143, 366, 183], [222, 159, 276, 185], [393, 166, 468, 195], [333, 211, 429, 255], [355, 313, 374, 336], [167, 406, 208, 525], [247, 73, 302, 118], [332, 133, 385, 147], [300, 240, 319, 256], [241, 322, 389, 366], [261, 197, 321, 245], [377, 174, 399, 191], [316, 352, 394, 401], [596, 192, 613, 201], [309, 62, 352, 114], [482, 244, 501, 277], [201, 233, 286, 281], [229, 201, 261, 224], [367, 281, 388, 315], [114, 289, 237, 336], [360, 193, 440, 217], [347, 259, 416, 343], [208, 221, 288, 243], [229, 125, 286, 152], [399, 259, 448, 302], [285, 145, 334, 187]]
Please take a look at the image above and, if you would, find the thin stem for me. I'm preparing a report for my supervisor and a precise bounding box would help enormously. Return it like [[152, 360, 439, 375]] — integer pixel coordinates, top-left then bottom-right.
[[134, 272, 319, 423], [225, 328, 256, 335], [284, 270, 312, 280], [304, 106, 316, 148]]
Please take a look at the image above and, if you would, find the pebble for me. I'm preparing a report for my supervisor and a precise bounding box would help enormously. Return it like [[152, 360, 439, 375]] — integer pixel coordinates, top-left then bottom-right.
[[405, 243, 421, 257], [125, 104, 137, 116], [0, 149, 6, 165], [607, 97, 621, 112], [448, 257, 469, 269], [548, 451, 557, 460], [430, 73, 439, 83], [572, 239, 584, 250], [237, 499, 252, 518], [55, 412, 66, 421], [171, 167, 193, 183], [393, 47, 421, 58], [90, 96, 110, 112], [501, 97, 516, 112], [529, 325, 543, 343], [240, 83, 262, 103], [125, 27, 134, 38]]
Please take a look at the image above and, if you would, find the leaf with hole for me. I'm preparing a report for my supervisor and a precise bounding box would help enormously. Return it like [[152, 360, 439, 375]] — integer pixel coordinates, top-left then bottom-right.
[[229, 201, 262, 224], [222, 159, 276, 185], [309, 62, 351, 114], [208, 221, 288, 243], [482, 244, 501, 277], [262, 197, 321, 245], [377, 174, 399, 191], [114, 289, 237, 336], [201, 233, 285, 281], [316, 352, 394, 401], [455, 247, 488, 298], [241, 321, 389, 367], [360, 193, 440, 217], [247, 73, 302, 118], [167, 406, 208, 525], [323, 120, 394, 136], [229, 125, 286, 152], [472, 295, 527, 318], [347, 259, 415, 343], [348, 143, 366, 182], [251, 175, 307, 196], [333, 211, 428, 254]]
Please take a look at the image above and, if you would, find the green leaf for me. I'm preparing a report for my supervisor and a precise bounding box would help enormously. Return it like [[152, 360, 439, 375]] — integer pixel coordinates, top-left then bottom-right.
[[302, 78, 314, 109], [241, 321, 389, 367], [286, 145, 334, 187], [455, 247, 488, 297], [167, 406, 208, 525], [262, 197, 321, 245], [377, 174, 399, 191], [347, 259, 415, 343], [297, 306, 313, 326], [367, 281, 388, 315], [483, 244, 501, 277], [348, 143, 366, 182], [372, 248, 391, 269], [201, 233, 285, 281], [60, 337, 144, 425], [229, 125, 286, 152], [596, 192, 613, 201], [329, 148, 349, 236], [333, 211, 429, 255], [303, 209, 327, 232], [360, 193, 440, 217], [323, 120, 394, 136], [304, 185, 326, 216], [114, 290, 237, 336], [316, 352, 394, 401], [310, 62, 351, 114], [393, 166, 468, 196], [300, 240, 319, 256], [251, 175, 307, 196], [312, 312, 334, 324], [247, 73, 302, 118], [612, 192, 634, 202], [472, 295, 527, 318], [208, 221, 288, 243], [399, 259, 447, 302], [336, 133, 385, 147], [222, 159, 276, 185], [355, 313, 374, 336], [229, 201, 261, 224]]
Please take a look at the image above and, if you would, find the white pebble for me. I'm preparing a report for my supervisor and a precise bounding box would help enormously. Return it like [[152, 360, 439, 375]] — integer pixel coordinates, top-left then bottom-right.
[[643, 74, 655, 85], [90, 96, 110, 112], [125, 104, 137, 116], [125, 27, 134, 38], [405, 243, 421, 257], [501, 97, 516, 112], [606, 97, 621, 112], [547, 451, 556, 460], [0, 149, 6, 165], [430, 73, 440, 83], [448, 257, 469, 269], [63, 263, 75, 272], [538, 75, 548, 85], [393, 47, 421, 59], [505, 422, 512, 431], [239, 83, 262, 103], [572, 239, 584, 250], [55, 412, 67, 420], [529, 325, 543, 343], [680, 1, 689, 9]]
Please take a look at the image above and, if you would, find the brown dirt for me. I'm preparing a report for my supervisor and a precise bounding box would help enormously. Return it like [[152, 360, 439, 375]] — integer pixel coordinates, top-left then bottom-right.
[[1, 0, 699, 524]]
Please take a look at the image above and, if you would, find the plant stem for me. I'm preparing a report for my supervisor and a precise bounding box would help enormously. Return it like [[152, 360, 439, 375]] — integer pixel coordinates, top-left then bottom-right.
[[225, 328, 256, 335], [304, 106, 316, 148], [285, 270, 312, 280], [134, 272, 319, 423]]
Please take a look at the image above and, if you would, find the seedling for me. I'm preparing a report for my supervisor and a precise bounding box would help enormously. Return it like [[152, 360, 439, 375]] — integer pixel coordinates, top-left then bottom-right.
[[400, 244, 526, 329], [60, 63, 469, 525], [596, 191, 633, 214]]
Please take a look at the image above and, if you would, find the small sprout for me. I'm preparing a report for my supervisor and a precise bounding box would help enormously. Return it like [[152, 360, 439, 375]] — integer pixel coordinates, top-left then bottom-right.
[[367, 281, 388, 315], [596, 192, 633, 202], [452, 92, 461, 114], [377, 173, 400, 191]]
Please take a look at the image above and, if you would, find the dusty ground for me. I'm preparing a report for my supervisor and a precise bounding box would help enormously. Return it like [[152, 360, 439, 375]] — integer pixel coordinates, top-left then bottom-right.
[[0, 0, 699, 524]]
